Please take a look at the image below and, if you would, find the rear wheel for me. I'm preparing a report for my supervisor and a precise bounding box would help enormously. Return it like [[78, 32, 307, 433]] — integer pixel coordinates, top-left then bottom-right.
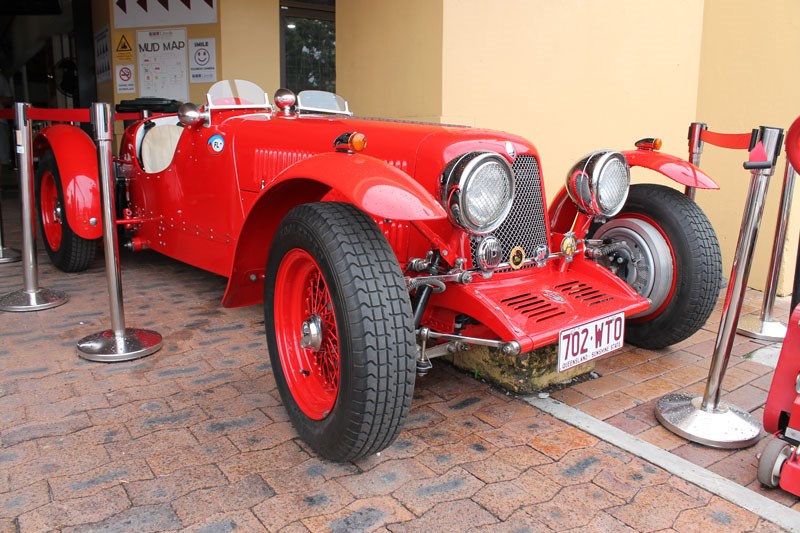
[[758, 438, 793, 488], [35, 151, 97, 272], [264, 202, 415, 461], [592, 184, 721, 349]]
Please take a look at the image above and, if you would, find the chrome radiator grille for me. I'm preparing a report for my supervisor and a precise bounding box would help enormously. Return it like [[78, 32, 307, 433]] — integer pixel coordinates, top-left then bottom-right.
[[471, 155, 549, 269]]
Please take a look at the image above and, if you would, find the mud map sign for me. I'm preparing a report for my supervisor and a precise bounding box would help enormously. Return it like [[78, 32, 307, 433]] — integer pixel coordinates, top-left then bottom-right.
[[137, 28, 188, 101], [114, 0, 216, 29]]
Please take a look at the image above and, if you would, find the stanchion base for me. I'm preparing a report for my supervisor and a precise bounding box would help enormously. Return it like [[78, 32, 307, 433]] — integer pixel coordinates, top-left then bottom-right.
[[0, 288, 68, 312], [655, 393, 761, 448], [0, 247, 21, 263], [77, 328, 163, 362], [736, 314, 787, 342]]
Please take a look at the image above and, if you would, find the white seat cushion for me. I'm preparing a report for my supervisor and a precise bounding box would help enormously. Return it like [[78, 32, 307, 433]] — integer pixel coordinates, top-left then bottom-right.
[[141, 124, 183, 173]]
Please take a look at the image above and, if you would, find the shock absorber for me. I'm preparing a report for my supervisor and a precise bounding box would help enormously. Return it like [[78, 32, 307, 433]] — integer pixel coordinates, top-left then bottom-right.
[[411, 251, 441, 375]]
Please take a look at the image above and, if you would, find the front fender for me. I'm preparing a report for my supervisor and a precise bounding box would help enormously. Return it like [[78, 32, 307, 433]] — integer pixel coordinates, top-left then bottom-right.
[[623, 149, 719, 190], [221, 153, 447, 308], [272, 152, 447, 220], [33, 125, 102, 240]]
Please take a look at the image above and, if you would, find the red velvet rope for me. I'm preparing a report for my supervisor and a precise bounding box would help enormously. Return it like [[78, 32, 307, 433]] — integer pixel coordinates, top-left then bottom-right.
[[699, 129, 753, 150], [0, 106, 141, 123]]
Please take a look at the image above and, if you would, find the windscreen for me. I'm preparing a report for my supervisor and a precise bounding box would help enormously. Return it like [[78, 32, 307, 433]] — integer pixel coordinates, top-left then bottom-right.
[[207, 79, 269, 109]]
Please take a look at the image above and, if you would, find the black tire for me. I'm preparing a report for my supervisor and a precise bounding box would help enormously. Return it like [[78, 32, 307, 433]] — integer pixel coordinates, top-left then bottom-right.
[[264, 202, 415, 461], [757, 438, 792, 488], [592, 184, 721, 349], [35, 151, 97, 272]]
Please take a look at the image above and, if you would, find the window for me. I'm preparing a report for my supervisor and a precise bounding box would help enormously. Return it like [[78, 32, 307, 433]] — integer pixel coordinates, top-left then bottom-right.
[[280, 1, 335, 93]]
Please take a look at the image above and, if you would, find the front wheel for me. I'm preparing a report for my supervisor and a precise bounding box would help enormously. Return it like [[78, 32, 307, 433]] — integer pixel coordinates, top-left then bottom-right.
[[35, 151, 97, 272], [264, 202, 416, 461], [592, 184, 721, 349]]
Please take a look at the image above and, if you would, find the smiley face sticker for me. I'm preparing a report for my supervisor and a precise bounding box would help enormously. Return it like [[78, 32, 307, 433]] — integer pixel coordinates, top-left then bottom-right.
[[208, 134, 225, 154]]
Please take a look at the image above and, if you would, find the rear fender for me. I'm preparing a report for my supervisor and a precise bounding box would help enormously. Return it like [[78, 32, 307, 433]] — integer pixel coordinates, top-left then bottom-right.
[[785, 115, 800, 172], [550, 149, 719, 234], [33, 124, 102, 240], [222, 153, 447, 307], [623, 149, 719, 190]]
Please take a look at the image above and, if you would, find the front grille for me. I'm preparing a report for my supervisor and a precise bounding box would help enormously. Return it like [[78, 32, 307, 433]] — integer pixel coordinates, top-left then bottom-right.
[[471, 155, 549, 269]]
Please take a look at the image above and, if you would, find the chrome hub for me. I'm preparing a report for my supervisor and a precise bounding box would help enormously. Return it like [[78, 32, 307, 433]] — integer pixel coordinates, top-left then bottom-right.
[[300, 315, 323, 351], [53, 202, 63, 224], [593, 218, 673, 315]]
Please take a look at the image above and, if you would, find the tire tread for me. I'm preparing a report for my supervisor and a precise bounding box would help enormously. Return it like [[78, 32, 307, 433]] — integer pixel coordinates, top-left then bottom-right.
[[265, 202, 414, 461]]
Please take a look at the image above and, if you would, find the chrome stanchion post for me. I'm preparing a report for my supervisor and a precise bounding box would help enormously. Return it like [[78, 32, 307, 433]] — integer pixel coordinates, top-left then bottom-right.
[[0, 103, 67, 311], [685, 122, 707, 200], [793, 226, 800, 311], [76, 103, 162, 362], [0, 189, 21, 263], [737, 158, 795, 341], [656, 126, 783, 448]]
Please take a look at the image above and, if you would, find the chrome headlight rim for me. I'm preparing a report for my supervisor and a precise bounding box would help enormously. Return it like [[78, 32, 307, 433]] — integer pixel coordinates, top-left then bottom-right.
[[566, 150, 630, 218], [442, 151, 515, 235]]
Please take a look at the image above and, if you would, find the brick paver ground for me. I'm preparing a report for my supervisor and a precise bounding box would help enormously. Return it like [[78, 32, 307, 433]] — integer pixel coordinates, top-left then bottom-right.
[[0, 195, 796, 531], [551, 286, 800, 513]]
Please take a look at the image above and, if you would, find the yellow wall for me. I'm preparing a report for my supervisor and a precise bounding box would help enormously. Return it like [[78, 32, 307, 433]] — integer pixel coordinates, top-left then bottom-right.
[[440, 0, 704, 191], [337, 0, 444, 122], [696, 0, 799, 295], [219, 0, 280, 95], [338, 0, 704, 193]]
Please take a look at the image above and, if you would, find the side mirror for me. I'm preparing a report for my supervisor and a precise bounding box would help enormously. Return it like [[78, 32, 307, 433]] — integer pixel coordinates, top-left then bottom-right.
[[178, 103, 209, 126]]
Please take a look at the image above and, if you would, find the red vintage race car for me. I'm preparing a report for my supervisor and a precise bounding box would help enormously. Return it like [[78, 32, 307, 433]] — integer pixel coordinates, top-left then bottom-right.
[[32, 79, 721, 461]]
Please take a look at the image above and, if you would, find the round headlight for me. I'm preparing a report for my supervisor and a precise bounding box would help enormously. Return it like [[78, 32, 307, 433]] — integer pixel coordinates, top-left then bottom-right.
[[442, 152, 515, 235], [566, 150, 630, 217]]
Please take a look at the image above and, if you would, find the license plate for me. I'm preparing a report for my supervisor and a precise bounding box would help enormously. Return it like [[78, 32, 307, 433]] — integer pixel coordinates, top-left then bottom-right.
[[558, 311, 625, 372]]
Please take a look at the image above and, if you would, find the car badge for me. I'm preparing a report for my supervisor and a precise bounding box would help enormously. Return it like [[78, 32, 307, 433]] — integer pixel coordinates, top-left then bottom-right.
[[208, 134, 225, 154], [542, 290, 566, 303], [561, 232, 578, 262], [505, 141, 516, 160], [509, 245, 526, 270], [534, 244, 549, 266]]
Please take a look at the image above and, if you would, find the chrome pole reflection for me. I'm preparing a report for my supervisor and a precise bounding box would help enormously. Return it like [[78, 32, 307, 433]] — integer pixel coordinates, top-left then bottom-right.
[[0, 102, 67, 311], [656, 126, 782, 449], [736, 159, 795, 341], [76, 102, 162, 362], [684, 122, 707, 200]]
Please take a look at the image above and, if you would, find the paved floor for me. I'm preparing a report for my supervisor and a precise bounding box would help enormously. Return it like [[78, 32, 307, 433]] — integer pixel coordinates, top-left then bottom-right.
[[0, 195, 798, 531]]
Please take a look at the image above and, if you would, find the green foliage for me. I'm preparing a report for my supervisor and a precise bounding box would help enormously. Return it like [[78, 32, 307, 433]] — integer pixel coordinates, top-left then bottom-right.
[[284, 17, 336, 93]]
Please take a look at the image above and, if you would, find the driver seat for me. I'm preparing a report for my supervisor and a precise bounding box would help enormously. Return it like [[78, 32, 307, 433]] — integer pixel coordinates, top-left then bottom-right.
[[141, 122, 184, 173]]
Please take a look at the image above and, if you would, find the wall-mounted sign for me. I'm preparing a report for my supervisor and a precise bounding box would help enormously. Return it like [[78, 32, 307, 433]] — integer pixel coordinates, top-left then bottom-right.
[[189, 38, 216, 83], [137, 28, 188, 101], [116, 64, 136, 94], [115, 34, 133, 62], [94, 27, 111, 83], [114, 0, 217, 29]]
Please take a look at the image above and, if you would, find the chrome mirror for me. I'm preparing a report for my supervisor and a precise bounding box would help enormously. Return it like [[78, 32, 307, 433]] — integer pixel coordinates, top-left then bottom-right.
[[178, 103, 209, 126]]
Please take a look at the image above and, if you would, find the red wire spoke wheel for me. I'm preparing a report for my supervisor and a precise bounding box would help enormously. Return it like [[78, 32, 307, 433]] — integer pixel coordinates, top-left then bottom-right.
[[35, 151, 97, 272], [39, 169, 63, 252], [592, 184, 721, 349], [265, 202, 415, 461], [274, 249, 340, 420]]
